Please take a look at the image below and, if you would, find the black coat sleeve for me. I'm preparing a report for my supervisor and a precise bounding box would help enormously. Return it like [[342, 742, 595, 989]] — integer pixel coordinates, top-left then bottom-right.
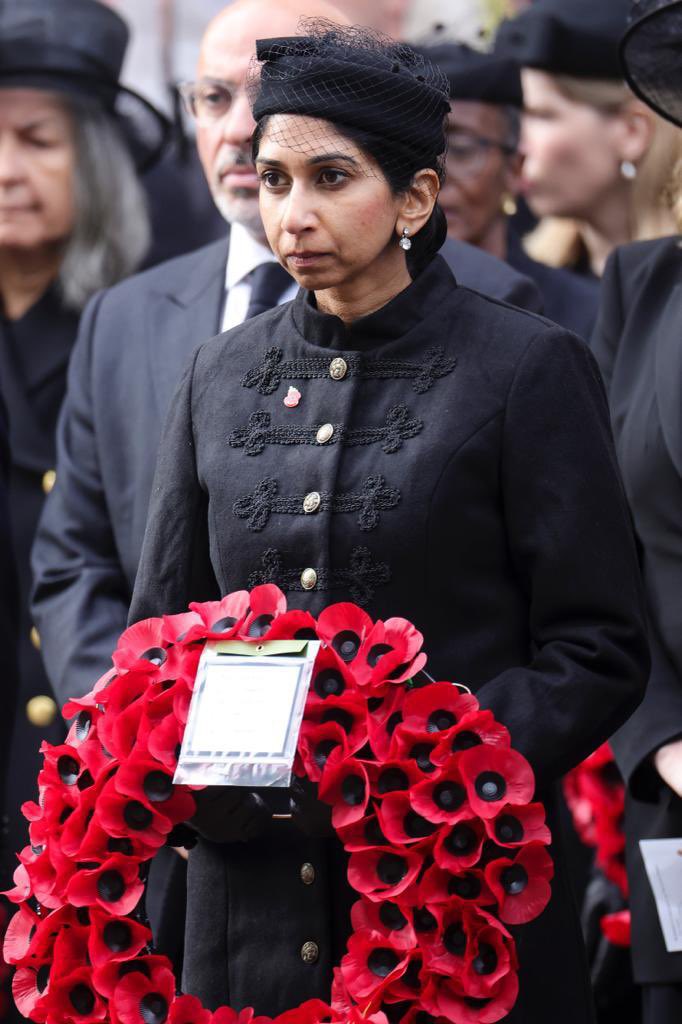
[[476, 327, 650, 783], [0, 388, 19, 805], [30, 293, 130, 707], [127, 350, 218, 626]]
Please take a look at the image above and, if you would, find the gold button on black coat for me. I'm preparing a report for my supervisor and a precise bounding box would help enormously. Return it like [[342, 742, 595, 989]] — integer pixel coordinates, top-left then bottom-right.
[[300, 941, 319, 964], [300, 862, 315, 885], [26, 694, 58, 727], [300, 567, 317, 590], [315, 423, 333, 444], [302, 492, 321, 514], [42, 469, 56, 494], [30, 625, 41, 650], [329, 357, 347, 381]]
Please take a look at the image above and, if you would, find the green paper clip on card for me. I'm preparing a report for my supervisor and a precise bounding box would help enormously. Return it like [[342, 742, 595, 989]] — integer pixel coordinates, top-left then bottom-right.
[[173, 639, 320, 788]]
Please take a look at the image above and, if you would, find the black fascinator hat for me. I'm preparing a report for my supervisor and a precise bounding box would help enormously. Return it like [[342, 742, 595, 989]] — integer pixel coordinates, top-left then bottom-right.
[[0, 0, 170, 170], [621, 0, 682, 127]]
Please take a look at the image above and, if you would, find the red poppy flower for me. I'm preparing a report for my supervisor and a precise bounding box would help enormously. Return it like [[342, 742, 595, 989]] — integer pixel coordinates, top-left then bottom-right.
[[435, 967, 519, 1024], [600, 909, 631, 947], [306, 645, 354, 706], [12, 963, 51, 1022], [340, 928, 410, 1001], [47, 965, 108, 1024], [181, 592, 251, 643], [263, 609, 318, 642], [111, 957, 175, 1024], [66, 855, 144, 916], [352, 617, 426, 691], [418, 864, 494, 909], [387, 726, 441, 778], [38, 742, 85, 791], [95, 779, 175, 849], [297, 721, 349, 784], [211, 1007, 272, 1024], [433, 817, 485, 872], [366, 692, 408, 763], [146, 714, 185, 770], [409, 762, 471, 826], [318, 753, 370, 828], [422, 902, 482, 977], [432, 711, 511, 764], [335, 1010, 388, 1024], [350, 899, 417, 951], [237, 584, 288, 640], [348, 847, 423, 902], [63, 669, 117, 719], [336, 813, 390, 852], [306, 693, 368, 756], [2, 863, 31, 904], [3, 902, 40, 964], [92, 954, 171, 1001], [379, 949, 426, 1004], [316, 604, 374, 666], [458, 746, 534, 820], [483, 803, 551, 848], [112, 619, 169, 674], [376, 792, 439, 846], [87, 909, 151, 967], [273, 999, 331, 1024], [457, 918, 516, 1001], [401, 684, 479, 738], [65, 707, 105, 755], [19, 840, 72, 910], [114, 752, 195, 826], [168, 994, 212, 1024], [485, 843, 553, 925], [367, 760, 423, 802]]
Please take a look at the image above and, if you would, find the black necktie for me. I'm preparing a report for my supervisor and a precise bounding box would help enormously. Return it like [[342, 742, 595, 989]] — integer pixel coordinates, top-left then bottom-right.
[[244, 261, 292, 320]]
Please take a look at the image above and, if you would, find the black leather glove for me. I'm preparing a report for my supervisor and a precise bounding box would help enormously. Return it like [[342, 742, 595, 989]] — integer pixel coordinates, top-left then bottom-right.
[[190, 786, 270, 843], [289, 777, 334, 838]]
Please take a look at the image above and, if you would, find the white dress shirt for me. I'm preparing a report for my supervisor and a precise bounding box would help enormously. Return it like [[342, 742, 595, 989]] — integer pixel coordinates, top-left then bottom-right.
[[221, 222, 298, 332]]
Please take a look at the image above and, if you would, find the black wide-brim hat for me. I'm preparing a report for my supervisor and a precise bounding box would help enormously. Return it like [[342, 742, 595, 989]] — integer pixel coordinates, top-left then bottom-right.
[[495, 0, 631, 80], [0, 0, 170, 171], [621, 0, 682, 127]]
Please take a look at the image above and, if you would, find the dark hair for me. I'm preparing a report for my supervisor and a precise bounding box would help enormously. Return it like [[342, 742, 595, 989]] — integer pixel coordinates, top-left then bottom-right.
[[252, 115, 447, 275]]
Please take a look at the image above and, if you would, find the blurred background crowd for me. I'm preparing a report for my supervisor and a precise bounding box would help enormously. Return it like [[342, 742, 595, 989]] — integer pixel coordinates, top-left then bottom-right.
[[1, 0, 682, 1022]]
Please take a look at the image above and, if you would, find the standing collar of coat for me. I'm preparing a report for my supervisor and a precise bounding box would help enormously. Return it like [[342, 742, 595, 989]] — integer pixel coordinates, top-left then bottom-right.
[[291, 254, 457, 351]]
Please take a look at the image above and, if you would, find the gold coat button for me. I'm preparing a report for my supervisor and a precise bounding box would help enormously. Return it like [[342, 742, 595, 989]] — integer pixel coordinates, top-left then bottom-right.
[[300, 862, 315, 885], [30, 626, 41, 650], [301, 941, 319, 964], [26, 695, 58, 727], [42, 469, 56, 495], [316, 423, 334, 445], [301, 568, 318, 590], [329, 357, 348, 381], [303, 492, 321, 514]]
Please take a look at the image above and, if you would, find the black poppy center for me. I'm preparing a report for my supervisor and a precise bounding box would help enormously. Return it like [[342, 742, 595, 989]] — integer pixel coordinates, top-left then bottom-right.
[[473, 942, 499, 976], [124, 800, 153, 831], [75, 711, 91, 741], [143, 771, 173, 803], [77, 770, 94, 791], [103, 920, 132, 952], [386, 711, 403, 736], [69, 983, 95, 1015], [108, 837, 134, 855], [364, 818, 388, 845], [314, 669, 345, 698], [451, 731, 482, 752], [57, 755, 80, 786], [445, 823, 478, 857], [211, 616, 237, 633], [404, 811, 437, 839], [140, 647, 166, 666], [377, 853, 408, 886], [379, 902, 408, 931], [444, 922, 466, 956], [433, 781, 466, 811], [475, 771, 506, 802], [427, 709, 457, 733], [413, 907, 437, 933], [313, 739, 338, 769], [367, 643, 393, 668], [248, 614, 273, 638], [501, 864, 529, 895], [402, 958, 422, 990], [409, 743, 436, 774], [97, 869, 125, 902], [321, 708, 354, 734], [367, 697, 383, 713], [368, 948, 400, 979], [332, 630, 361, 663], [448, 873, 481, 900], [139, 993, 169, 1024], [341, 775, 366, 807], [495, 814, 524, 844], [378, 767, 409, 794]]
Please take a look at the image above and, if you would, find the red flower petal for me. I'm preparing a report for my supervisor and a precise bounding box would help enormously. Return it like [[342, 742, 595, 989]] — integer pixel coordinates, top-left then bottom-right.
[[318, 753, 369, 829], [600, 909, 631, 947], [458, 746, 534, 820], [348, 847, 423, 902], [484, 843, 553, 925], [483, 803, 551, 848]]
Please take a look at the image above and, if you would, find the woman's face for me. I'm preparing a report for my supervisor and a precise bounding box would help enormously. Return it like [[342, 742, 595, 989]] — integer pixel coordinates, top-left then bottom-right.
[[255, 115, 405, 292], [520, 69, 624, 220], [0, 89, 76, 251]]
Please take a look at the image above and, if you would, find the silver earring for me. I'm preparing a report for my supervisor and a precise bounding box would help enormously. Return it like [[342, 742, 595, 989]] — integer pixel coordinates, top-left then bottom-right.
[[399, 227, 412, 250], [620, 160, 637, 181]]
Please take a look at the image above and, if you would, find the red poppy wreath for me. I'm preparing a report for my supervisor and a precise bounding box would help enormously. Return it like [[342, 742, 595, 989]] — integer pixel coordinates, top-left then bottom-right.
[[4, 586, 554, 1024]]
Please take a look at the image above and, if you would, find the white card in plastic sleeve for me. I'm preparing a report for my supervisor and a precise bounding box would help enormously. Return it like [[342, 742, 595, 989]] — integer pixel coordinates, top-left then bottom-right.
[[173, 639, 319, 788], [640, 838, 682, 952]]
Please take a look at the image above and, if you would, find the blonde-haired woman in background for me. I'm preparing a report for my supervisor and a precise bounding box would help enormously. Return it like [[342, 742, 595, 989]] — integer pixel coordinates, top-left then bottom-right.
[[496, 0, 681, 278]]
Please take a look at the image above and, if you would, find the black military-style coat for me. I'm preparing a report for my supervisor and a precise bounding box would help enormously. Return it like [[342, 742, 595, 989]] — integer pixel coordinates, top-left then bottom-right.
[[592, 236, 682, 986], [129, 255, 648, 1022], [0, 288, 77, 883]]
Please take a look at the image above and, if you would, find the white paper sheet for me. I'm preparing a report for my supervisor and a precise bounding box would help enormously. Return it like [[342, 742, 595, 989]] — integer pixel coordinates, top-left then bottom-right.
[[640, 838, 682, 952]]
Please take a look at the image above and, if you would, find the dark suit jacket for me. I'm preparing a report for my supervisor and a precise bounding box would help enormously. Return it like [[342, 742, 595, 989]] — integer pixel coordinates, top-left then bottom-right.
[[592, 235, 682, 985], [0, 389, 19, 846], [31, 234, 542, 709]]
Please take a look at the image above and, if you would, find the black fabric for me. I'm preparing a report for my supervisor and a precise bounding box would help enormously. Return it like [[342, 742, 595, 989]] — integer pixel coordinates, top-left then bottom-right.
[[422, 41, 522, 106], [621, 0, 682, 128], [495, 0, 630, 79], [642, 981, 682, 1023], [128, 253, 647, 1020], [245, 261, 293, 320], [252, 29, 450, 171], [0, 387, 19, 849], [591, 235, 682, 985]]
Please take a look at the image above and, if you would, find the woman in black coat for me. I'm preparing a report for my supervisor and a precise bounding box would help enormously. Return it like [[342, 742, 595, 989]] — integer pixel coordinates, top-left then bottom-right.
[[129, 25, 649, 1024], [591, 4, 682, 1019]]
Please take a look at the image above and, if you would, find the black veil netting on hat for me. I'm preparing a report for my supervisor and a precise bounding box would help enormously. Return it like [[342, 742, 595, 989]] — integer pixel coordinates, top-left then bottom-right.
[[621, 0, 682, 127], [247, 20, 452, 186]]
